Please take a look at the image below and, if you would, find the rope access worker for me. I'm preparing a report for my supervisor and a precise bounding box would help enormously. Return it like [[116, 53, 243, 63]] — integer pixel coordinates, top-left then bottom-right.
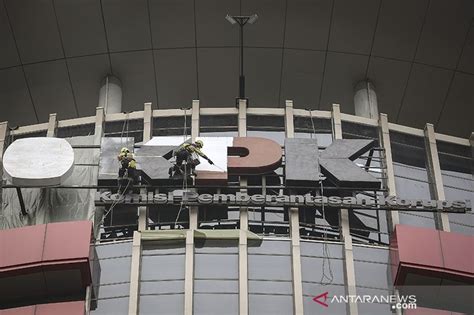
[[118, 147, 137, 181], [169, 140, 214, 177]]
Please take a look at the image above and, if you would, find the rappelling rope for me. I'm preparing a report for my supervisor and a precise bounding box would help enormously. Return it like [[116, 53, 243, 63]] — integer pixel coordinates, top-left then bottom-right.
[[308, 108, 334, 285]]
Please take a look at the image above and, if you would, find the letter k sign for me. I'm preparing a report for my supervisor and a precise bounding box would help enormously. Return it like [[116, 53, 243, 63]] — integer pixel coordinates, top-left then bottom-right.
[[285, 138, 381, 189], [319, 139, 381, 189]]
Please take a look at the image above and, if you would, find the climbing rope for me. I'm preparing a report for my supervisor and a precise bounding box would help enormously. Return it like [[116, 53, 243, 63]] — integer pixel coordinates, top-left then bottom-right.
[[174, 108, 189, 228], [308, 108, 334, 285]]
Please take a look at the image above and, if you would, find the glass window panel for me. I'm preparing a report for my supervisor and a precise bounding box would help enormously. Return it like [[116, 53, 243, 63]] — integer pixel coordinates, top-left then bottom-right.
[[354, 261, 391, 290], [91, 297, 129, 315], [95, 241, 133, 259], [142, 244, 185, 255], [248, 255, 292, 281], [248, 239, 291, 255], [98, 257, 132, 285], [140, 280, 184, 295], [248, 280, 293, 294], [443, 172, 474, 235], [356, 302, 393, 315], [303, 283, 347, 315], [355, 287, 393, 315], [139, 294, 184, 315], [194, 280, 238, 293], [294, 133, 333, 147], [300, 241, 344, 259], [194, 293, 238, 315], [247, 130, 285, 146], [195, 254, 238, 279], [95, 283, 130, 299], [301, 256, 345, 285], [194, 240, 238, 254], [141, 255, 185, 280], [353, 245, 389, 264], [249, 294, 294, 315]]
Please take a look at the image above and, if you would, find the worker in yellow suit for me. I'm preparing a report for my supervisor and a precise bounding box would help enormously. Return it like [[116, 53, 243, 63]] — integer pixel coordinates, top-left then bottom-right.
[[118, 147, 137, 181], [169, 140, 214, 177]]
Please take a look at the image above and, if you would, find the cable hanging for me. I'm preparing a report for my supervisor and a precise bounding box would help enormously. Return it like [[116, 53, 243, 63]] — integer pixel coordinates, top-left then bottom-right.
[[308, 108, 334, 286]]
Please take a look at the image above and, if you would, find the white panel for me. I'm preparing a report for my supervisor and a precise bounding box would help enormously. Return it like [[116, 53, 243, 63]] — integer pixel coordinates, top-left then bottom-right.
[[3, 137, 74, 187]]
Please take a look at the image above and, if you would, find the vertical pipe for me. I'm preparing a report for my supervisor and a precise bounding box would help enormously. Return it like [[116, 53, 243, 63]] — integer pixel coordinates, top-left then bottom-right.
[[354, 80, 379, 119], [239, 177, 249, 315], [99, 75, 123, 114]]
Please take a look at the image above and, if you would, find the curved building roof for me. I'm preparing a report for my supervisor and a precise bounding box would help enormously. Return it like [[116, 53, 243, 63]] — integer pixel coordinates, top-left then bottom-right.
[[0, 0, 473, 137]]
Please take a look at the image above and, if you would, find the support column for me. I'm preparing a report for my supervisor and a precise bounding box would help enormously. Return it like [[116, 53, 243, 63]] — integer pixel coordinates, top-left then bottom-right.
[[471, 133, 474, 161], [332, 104, 358, 315], [93, 107, 105, 237], [184, 225, 196, 315], [424, 123, 450, 231], [98, 75, 122, 114], [378, 114, 399, 231], [238, 99, 247, 137], [184, 202, 198, 315], [239, 177, 248, 315], [354, 80, 378, 119], [285, 100, 295, 138], [191, 100, 200, 141], [139, 103, 153, 231], [285, 103, 303, 314], [289, 208, 304, 315], [143, 102, 153, 143], [128, 231, 142, 315], [46, 113, 57, 137]]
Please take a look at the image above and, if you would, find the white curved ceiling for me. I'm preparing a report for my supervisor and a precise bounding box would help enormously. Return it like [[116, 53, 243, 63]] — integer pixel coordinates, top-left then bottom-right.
[[0, 0, 473, 137]]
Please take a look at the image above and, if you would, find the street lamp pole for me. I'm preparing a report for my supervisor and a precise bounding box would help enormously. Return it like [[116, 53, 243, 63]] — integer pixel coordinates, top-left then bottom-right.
[[225, 14, 258, 101]]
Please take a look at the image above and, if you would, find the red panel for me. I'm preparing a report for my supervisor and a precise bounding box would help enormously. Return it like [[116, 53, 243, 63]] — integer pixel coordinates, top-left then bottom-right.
[[440, 231, 474, 276], [391, 224, 474, 286], [394, 225, 444, 275], [0, 224, 45, 270], [36, 301, 85, 315], [43, 221, 92, 262], [0, 305, 35, 315]]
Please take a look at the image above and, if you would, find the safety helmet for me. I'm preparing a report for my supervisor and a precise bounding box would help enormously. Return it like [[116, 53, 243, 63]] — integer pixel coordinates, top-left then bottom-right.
[[120, 147, 130, 154], [195, 140, 204, 148]]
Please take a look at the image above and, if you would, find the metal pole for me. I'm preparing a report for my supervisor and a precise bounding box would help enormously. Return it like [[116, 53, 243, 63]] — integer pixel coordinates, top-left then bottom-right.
[[239, 23, 245, 99]]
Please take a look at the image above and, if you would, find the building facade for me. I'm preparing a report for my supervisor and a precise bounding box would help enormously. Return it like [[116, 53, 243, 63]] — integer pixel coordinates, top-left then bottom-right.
[[0, 101, 472, 315]]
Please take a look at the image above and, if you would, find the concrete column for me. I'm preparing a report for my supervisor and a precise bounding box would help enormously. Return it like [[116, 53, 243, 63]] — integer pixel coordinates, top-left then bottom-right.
[[184, 229, 195, 315], [143, 102, 153, 143], [332, 104, 358, 315], [238, 99, 247, 137], [285, 100, 295, 138], [354, 80, 378, 119], [191, 100, 200, 141], [128, 231, 142, 315], [46, 113, 57, 137], [93, 107, 105, 238], [98, 75, 122, 114], [424, 123, 450, 231], [239, 177, 248, 315], [378, 113, 399, 231], [289, 208, 304, 315]]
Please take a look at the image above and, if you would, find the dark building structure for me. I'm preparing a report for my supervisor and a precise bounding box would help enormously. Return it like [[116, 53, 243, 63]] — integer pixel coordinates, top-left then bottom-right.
[[0, 1, 473, 315]]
